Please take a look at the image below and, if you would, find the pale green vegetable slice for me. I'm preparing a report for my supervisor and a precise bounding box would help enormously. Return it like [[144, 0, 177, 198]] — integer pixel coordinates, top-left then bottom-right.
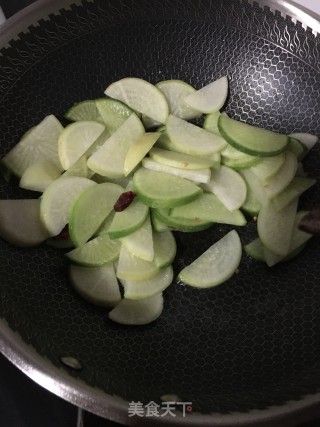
[[116, 245, 160, 281], [120, 214, 154, 261], [178, 230, 242, 288], [287, 137, 307, 160], [121, 266, 173, 299], [218, 115, 288, 157], [263, 211, 313, 267], [19, 160, 62, 192], [166, 115, 227, 156], [239, 169, 268, 207], [202, 165, 247, 211], [151, 213, 171, 232], [203, 111, 221, 134], [184, 76, 228, 114], [240, 171, 262, 216], [108, 193, 149, 239], [272, 177, 316, 211], [62, 155, 90, 178], [170, 193, 246, 226], [289, 132, 318, 153], [263, 151, 298, 198], [142, 158, 211, 184], [66, 233, 121, 266], [87, 113, 145, 178], [156, 80, 201, 120], [152, 208, 212, 232], [69, 263, 121, 307], [257, 198, 298, 256], [69, 182, 123, 246], [244, 238, 265, 262], [153, 230, 177, 268], [149, 147, 220, 170], [108, 293, 164, 325], [250, 153, 285, 184], [58, 121, 105, 170], [95, 98, 134, 133], [1, 115, 63, 177], [40, 176, 96, 236], [0, 199, 50, 247], [221, 144, 261, 169], [64, 100, 103, 123], [124, 132, 160, 176], [133, 167, 202, 208], [105, 77, 169, 124]]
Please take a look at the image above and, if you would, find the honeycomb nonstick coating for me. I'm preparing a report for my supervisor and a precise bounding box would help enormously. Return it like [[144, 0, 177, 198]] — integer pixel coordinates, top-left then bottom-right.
[[0, 0, 320, 414]]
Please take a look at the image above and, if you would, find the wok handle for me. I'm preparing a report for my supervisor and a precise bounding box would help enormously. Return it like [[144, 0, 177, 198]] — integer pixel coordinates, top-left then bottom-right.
[[298, 209, 320, 235]]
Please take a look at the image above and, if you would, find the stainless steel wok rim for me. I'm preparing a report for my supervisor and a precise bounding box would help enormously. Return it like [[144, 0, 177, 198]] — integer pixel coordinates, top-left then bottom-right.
[[2, 317, 320, 426], [0, 0, 320, 425]]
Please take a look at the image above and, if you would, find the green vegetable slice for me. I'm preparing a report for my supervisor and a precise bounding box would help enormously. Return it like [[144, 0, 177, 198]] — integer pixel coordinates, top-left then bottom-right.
[[218, 115, 288, 157], [178, 230, 242, 288]]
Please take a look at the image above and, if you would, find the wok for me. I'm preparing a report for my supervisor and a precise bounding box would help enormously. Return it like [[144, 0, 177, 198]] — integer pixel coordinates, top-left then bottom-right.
[[0, 0, 320, 425]]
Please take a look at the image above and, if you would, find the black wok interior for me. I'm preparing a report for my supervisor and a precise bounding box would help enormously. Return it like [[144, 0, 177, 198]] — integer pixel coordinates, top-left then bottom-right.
[[0, 0, 320, 415]]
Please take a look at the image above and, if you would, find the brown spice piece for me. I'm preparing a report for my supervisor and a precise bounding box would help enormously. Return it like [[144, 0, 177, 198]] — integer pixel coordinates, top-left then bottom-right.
[[114, 191, 136, 212]]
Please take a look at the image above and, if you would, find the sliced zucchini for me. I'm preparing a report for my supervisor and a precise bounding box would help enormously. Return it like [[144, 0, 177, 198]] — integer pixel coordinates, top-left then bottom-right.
[[108, 293, 164, 325], [69, 263, 121, 307], [178, 230, 242, 288], [257, 198, 298, 256], [218, 115, 288, 157], [166, 115, 227, 156], [121, 266, 173, 300], [120, 214, 154, 261], [152, 208, 212, 232], [132, 167, 202, 208], [19, 160, 62, 192], [105, 77, 169, 124], [272, 177, 316, 211], [116, 245, 160, 281], [184, 76, 228, 114], [149, 147, 220, 170], [95, 98, 133, 133], [202, 165, 247, 211], [250, 153, 285, 184], [170, 193, 247, 226], [64, 100, 103, 123], [87, 113, 145, 179], [142, 158, 211, 184]]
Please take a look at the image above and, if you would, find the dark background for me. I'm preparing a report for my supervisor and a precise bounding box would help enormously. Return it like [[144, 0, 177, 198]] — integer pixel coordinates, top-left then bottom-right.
[[0, 0, 320, 426]]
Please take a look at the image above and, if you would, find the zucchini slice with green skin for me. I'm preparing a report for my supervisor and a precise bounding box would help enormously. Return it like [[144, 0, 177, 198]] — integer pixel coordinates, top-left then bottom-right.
[[156, 80, 202, 120], [287, 137, 307, 160], [64, 100, 104, 123], [152, 208, 212, 232], [40, 176, 96, 236], [105, 77, 169, 124], [133, 167, 202, 208], [153, 230, 177, 268], [289, 132, 318, 153], [166, 115, 227, 156], [95, 98, 134, 133], [69, 263, 121, 307], [178, 230, 242, 288], [221, 144, 261, 169], [218, 115, 288, 157], [108, 195, 149, 240], [66, 233, 121, 267], [69, 182, 123, 247], [170, 193, 247, 226]]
